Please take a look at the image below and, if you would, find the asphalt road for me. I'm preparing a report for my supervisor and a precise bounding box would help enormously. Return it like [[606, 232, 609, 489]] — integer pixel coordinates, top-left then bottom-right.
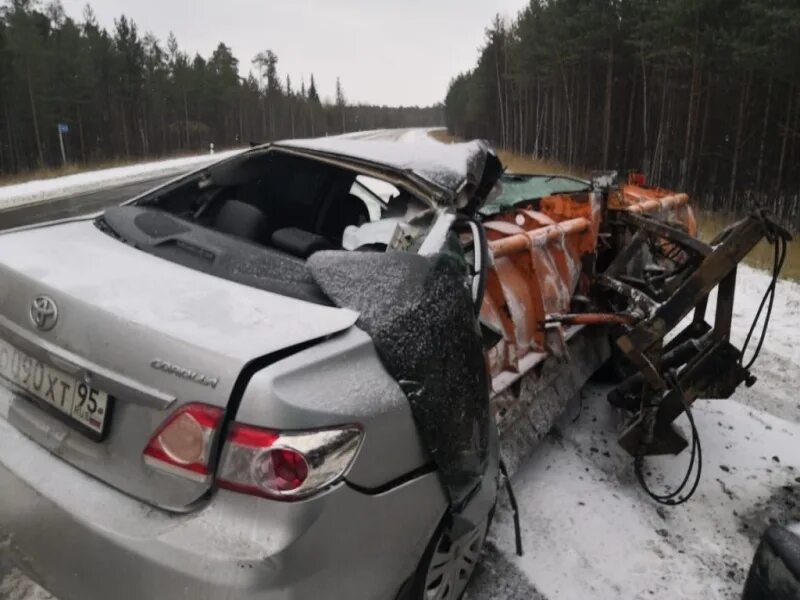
[[0, 173, 180, 231]]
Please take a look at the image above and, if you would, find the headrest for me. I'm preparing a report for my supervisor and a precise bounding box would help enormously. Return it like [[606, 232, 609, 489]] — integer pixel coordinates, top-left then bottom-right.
[[271, 227, 334, 258], [213, 199, 270, 243]]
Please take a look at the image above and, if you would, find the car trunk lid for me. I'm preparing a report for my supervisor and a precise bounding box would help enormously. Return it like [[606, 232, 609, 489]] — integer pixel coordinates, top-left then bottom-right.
[[0, 219, 357, 510]]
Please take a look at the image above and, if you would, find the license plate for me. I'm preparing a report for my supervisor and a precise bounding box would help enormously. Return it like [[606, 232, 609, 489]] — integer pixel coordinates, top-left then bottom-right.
[[0, 337, 110, 438]]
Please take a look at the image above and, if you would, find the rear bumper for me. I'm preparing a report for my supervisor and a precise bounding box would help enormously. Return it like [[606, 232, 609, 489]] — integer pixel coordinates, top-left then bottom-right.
[[0, 409, 448, 600], [743, 524, 800, 600]]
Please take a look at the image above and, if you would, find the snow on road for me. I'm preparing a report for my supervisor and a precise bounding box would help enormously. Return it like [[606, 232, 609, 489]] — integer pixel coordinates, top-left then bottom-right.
[[0, 149, 243, 211], [485, 394, 800, 599], [335, 126, 442, 143]]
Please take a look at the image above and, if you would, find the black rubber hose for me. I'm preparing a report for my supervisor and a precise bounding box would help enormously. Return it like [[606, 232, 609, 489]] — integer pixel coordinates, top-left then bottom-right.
[[634, 375, 703, 506], [499, 459, 524, 556]]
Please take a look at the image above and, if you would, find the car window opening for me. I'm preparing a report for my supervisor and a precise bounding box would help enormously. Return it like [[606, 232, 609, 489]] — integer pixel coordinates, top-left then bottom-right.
[[136, 149, 433, 257]]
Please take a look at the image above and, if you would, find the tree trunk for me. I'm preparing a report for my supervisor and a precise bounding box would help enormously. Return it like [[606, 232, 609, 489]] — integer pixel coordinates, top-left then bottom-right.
[[5, 102, 18, 172], [640, 49, 649, 171], [161, 99, 168, 154], [261, 97, 268, 140], [183, 92, 190, 147], [692, 76, 711, 195], [729, 71, 752, 204], [570, 63, 578, 165], [686, 70, 703, 185], [519, 84, 524, 154], [791, 87, 800, 167], [26, 64, 44, 167], [494, 45, 506, 149], [602, 40, 614, 169], [138, 117, 148, 157], [651, 64, 669, 183], [121, 103, 130, 158], [503, 39, 511, 149], [583, 66, 592, 165], [755, 73, 773, 192], [775, 83, 794, 192], [623, 66, 637, 167], [682, 52, 700, 189], [558, 57, 574, 168], [552, 87, 558, 159], [76, 103, 86, 162], [534, 78, 541, 158], [268, 96, 275, 139]]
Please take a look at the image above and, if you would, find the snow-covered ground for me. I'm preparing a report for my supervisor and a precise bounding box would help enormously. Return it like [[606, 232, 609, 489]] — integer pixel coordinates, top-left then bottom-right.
[[1, 129, 798, 599], [335, 126, 440, 143], [0, 149, 243, 212]]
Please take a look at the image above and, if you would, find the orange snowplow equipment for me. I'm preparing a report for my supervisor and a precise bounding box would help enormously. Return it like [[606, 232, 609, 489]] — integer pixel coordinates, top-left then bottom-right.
[[481, 182, 696, 384], [482, 192, 601, 379], [610, 182, 697, 236]]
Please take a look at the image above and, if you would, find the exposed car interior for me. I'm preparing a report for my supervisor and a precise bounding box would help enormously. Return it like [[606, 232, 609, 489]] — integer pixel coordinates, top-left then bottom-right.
[[145, 149, 433, 254], [96, 148, 437, 304]]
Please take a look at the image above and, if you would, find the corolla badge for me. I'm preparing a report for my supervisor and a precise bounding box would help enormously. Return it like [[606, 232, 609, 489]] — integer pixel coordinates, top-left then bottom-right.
[[150, 359, 220, 389], [30, 296, 58, 331]]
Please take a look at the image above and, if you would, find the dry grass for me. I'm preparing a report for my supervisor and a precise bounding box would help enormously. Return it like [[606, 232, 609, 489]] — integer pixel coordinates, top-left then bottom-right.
[[0, 150, 205, 187], [428, 128, 583, 178], [0, 163, 92, 186]]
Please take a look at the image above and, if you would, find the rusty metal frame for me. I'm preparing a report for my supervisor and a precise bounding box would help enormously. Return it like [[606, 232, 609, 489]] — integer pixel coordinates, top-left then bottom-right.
[[618, 215, 764, 354], [606, 212, 779, 456]]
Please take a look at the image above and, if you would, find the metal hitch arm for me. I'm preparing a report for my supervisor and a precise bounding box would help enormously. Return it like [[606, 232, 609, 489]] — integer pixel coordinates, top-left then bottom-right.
[[604, 211, 791, 456]]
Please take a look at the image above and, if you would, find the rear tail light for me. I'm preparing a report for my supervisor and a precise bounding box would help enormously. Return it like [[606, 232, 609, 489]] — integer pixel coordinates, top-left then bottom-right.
[[143, 403, 223, 482], [218, 423, 363, 500], [144, 404, 363, 499]]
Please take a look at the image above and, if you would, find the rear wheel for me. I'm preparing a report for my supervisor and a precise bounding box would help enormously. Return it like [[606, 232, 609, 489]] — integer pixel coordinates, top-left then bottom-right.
[[410, 512, 490, 600]]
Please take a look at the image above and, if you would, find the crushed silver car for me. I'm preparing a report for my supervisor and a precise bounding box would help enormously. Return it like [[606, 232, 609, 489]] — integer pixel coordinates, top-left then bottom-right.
[[0, 137, 503, 600]]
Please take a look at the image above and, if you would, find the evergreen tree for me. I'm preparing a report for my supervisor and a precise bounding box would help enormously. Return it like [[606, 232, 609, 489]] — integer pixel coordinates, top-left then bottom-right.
[[307, 73, 320, 103], [444, 0, 800, 227], [335, 76, 346, 132], [0, 1, 442, 175]]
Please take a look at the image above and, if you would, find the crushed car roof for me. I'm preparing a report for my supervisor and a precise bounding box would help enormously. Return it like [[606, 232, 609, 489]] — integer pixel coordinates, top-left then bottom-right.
[[274, 136, 498, 202]]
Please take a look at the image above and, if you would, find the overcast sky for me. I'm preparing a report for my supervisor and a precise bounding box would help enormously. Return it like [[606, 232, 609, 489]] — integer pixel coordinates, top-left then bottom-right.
[[58, 0, 528, 107]]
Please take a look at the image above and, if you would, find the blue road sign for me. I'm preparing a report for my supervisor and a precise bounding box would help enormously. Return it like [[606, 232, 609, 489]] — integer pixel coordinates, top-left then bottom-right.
[[57, 123, 69, 134]]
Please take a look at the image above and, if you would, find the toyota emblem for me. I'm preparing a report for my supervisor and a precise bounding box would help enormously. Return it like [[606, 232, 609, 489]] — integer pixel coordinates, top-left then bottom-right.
[[30, 296, 58, 331]]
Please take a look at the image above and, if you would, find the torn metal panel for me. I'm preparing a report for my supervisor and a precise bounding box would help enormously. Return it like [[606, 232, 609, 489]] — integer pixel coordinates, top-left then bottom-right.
[[306, 247, 490, 507]]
